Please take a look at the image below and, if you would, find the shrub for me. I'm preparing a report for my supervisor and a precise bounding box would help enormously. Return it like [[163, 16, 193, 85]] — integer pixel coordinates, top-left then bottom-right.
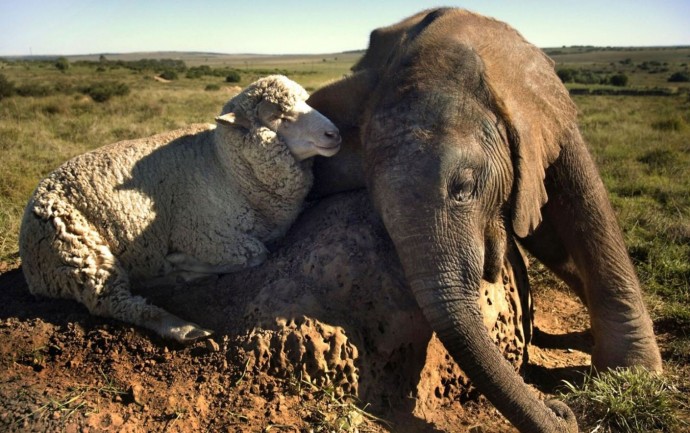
[[186, 65, 213, 79], [159, 70, 178, 80], [0, 73, 15, 100], [81, 81, 130, 102], [557, 68, 576, 83], [55, 56, 70, 72], [204, 84, 220, 91], [556, 68, 606, 85], [15, 83, 54, 97], [609, 73, 628, 87], [225, 71, 241, 83], [668, 71, 690, 83]]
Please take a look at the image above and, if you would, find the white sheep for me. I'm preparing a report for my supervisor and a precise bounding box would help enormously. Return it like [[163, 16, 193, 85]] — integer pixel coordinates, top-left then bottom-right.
[[19, 75, 341, 343]]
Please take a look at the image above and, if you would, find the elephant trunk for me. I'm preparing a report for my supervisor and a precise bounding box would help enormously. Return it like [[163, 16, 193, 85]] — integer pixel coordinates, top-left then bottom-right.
[[397, 235, 577, 433]]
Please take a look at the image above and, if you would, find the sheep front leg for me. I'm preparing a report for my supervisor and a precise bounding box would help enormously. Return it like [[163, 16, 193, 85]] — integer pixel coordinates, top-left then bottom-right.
[[166, 234, 268, 276], [97, 284, 214, 342], [21, 204, 212, 344]]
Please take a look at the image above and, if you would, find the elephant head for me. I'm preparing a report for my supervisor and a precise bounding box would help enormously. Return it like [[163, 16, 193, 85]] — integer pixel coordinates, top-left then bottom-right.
[[308, 8, 661, 433]]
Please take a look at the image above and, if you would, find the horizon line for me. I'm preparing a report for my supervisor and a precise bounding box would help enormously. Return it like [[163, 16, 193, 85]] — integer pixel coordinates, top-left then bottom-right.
[[3, 45, 690, 59]]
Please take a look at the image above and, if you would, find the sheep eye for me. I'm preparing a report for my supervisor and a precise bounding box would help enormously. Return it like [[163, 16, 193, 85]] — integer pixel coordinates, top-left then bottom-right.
[[449, 169, 476, 202]]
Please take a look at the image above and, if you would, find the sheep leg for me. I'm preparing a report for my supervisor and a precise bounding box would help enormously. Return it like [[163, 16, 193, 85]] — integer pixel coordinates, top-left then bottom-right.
[[166, 234, 268, 275], [21, 205, 212, 343]]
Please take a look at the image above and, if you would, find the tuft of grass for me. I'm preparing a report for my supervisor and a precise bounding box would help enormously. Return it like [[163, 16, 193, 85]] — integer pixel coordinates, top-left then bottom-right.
[[559, 367, 688, 433], [298, 378, 391, 432], [651, 116, 687, 132]]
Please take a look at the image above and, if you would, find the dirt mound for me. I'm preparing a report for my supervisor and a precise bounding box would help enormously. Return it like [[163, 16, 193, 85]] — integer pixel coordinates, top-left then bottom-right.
[[219, 192, 529, 412], [0, 191, 592, 432]]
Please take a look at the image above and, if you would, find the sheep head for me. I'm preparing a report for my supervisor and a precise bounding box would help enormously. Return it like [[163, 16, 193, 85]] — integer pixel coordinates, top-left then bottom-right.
[[217, 75, 341, 161]]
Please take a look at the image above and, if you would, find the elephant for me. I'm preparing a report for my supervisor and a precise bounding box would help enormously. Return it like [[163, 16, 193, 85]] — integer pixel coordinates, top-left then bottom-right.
[[306, 8, 662, 433]]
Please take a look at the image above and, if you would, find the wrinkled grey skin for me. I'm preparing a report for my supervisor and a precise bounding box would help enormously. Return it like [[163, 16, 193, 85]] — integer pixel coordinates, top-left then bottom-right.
[[307, 8, 661, 433]]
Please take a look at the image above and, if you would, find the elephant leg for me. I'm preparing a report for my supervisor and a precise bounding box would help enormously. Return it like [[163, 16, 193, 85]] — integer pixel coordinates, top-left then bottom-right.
[[522, 131, 661, 372], [518, 218, 587, 304]]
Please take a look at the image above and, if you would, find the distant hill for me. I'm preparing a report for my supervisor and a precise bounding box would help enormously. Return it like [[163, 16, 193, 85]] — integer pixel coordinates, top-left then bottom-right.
[[2, 51, 367, 67], [544, 46, 690, 65], [3, 46, 688, 68]]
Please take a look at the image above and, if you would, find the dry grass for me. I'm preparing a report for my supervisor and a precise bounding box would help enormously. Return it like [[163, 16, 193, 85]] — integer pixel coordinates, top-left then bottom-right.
[[1, 49, 689, 431]]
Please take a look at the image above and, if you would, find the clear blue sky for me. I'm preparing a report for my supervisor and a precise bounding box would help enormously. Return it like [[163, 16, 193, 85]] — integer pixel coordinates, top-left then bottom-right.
[[1, 0, 689, 56]]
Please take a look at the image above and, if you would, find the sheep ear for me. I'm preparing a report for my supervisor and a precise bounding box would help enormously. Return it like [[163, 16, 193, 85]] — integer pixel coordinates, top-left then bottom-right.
[[215, 112, 251, 129], [256, 100, 282, 123]]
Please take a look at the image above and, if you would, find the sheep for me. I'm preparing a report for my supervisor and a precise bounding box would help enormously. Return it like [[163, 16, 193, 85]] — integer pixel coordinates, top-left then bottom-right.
[[18, 75, 341, 343]]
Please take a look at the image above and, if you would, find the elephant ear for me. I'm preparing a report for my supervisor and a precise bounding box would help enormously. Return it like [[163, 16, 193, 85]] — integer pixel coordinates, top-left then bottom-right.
[[446, 10, 578, 237], [358, 8, 579, 237]]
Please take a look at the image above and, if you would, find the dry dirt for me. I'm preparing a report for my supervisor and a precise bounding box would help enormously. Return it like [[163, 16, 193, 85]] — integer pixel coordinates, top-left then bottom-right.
[[0, 191, 594, 433]]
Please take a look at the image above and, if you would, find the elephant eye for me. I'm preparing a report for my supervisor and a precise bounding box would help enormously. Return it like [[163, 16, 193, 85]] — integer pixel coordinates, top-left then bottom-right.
[[449, 169, 476, 202]]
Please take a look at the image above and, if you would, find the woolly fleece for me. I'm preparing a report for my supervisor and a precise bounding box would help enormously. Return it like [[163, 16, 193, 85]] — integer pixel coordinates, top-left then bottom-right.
[[19, 76, 316, 341]]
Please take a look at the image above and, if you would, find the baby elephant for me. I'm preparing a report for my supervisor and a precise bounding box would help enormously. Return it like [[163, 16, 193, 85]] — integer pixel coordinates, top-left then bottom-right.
[[19, 75, 341, 343]]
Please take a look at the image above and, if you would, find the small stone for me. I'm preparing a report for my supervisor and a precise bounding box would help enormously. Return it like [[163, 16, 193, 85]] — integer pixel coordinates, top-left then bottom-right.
[[129, 384, 145, 405], [205, 338, 220, 352]]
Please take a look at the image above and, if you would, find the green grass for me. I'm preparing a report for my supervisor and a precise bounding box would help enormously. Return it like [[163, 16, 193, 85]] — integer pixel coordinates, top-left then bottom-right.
[[0, 58, 353, 264], [575, 95, 690, 337], [1, 49, 690, 431], [560, 368, 689, 432]]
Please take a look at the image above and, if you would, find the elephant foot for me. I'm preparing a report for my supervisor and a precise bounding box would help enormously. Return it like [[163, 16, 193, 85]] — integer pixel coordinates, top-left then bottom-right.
[[592, 335, 662, 373], [546, 399, 579, 432]]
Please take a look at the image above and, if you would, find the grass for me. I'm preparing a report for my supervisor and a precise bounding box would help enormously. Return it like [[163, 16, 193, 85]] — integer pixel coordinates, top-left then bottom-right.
[[292, 376, 390, 432], [574, 95, 690, 338], [0, 58, 351, 265], [11, 368, 127, 427], [559, 368, 689, 432], [1, 48, 690, 431]]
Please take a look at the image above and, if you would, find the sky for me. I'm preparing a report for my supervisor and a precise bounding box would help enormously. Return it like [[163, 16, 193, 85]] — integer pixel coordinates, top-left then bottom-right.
[[1, 0, 689, 56]]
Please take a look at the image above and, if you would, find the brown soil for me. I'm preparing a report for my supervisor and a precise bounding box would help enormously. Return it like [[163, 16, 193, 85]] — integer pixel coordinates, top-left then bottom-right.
[[0, 192, 593, 433]]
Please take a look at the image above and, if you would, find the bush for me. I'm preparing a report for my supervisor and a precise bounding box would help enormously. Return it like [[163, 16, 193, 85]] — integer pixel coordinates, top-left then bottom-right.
[[81, 81, 130, 102], [0, 73, 15, 100], [557, 68, 576, 83], [15, 83, 54, 97], [159, 70, 178, 80], [186, 65, 213, 79], [225, 71, 241, 83], [668, 71, 690, 83], [609, 73, 628, 87], [55, 57, 70, 72], [556, 68, 606, 85]]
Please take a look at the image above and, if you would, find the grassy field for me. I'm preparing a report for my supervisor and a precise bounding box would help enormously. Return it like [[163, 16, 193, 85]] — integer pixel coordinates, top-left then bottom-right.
[[1, 47, 689, 431], [0, 53, 356, 263]]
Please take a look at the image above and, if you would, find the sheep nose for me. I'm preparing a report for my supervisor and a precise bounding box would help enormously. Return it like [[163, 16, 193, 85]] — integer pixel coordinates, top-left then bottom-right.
[[325, 130, 341, 144]]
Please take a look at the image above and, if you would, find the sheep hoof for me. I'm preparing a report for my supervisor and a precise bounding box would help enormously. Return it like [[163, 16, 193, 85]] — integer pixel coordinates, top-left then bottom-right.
[[155, 313, 214, 343], [168, 324, 214, 343], [182, 326, 214, 342]]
